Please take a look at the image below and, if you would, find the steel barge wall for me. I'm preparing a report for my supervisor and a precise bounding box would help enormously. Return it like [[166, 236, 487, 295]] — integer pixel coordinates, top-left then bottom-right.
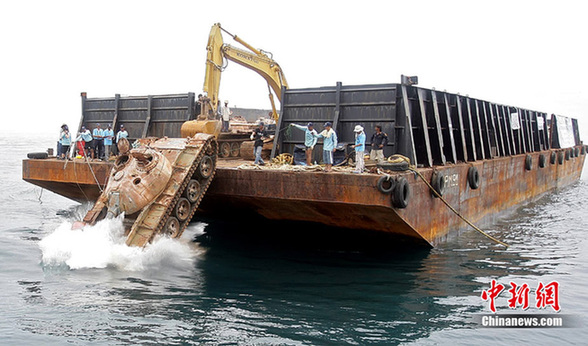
[[273, 82, 582, 165]]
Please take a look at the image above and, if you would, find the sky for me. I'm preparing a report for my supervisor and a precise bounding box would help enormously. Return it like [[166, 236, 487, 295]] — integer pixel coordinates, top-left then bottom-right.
[[1, 0, 587, 138]]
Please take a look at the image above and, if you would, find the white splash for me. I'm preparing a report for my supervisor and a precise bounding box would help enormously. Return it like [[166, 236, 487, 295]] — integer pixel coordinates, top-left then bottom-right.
[[39, 215, 203, 271]]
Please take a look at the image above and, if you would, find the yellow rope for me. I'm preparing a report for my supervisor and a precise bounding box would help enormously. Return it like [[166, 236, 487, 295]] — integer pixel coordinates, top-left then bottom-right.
[[386, 154, 508, 248]]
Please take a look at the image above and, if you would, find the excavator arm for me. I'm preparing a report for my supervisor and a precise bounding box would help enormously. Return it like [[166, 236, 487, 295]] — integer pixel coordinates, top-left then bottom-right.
[[202, 23, 288, 121]]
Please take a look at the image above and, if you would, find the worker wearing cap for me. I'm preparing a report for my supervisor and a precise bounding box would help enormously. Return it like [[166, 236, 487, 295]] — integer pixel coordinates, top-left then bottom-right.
[[221, 100, 233, 132], [351, 125, 366, 173], [76, 126, 93, 157], [59, 124, 71, 159], [290, 122, 318, 165], [92, 124, 104, 160], [116, 124, 128, 143], [103, 124, 114, 159], [316, 122, 338, 172]]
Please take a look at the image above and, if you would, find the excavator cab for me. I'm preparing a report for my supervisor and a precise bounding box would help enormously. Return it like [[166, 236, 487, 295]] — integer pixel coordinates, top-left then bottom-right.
[[181, 96, 222, 138]]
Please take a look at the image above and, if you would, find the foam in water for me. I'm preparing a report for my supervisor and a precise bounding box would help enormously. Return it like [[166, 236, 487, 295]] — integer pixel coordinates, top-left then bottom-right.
[[39, 215, 203, 271]]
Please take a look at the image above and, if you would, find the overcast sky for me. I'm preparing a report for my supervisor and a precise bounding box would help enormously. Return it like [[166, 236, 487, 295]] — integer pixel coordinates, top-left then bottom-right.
[[1, 0, 586, 138]]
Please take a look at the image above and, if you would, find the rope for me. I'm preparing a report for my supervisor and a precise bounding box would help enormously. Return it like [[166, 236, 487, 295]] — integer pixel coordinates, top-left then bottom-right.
[[73, 159, 89, 201], [84, 155, 104, 193], [397, 158, 509, 248]]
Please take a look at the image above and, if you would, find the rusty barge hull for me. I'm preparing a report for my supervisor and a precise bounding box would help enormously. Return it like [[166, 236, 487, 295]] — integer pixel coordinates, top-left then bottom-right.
[[22, 147, 585, 247]]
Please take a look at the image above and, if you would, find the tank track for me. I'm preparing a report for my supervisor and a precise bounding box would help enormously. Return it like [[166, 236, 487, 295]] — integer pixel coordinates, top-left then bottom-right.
[[125, 137, 217, 247]]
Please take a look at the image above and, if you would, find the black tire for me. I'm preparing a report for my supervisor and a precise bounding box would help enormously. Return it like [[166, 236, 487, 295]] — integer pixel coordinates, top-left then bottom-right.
[[185, 179, 201, 203], [525, 155, 533, 171], [574, 147, 579, 157], [376, 176, 395, 194], [163, 217, 180, 237], [175, 198, 191, 222], [550, 151, 557, 164], [27, 152, 48, 159], [538, 154, 546, 168], [558, 151, 564, 164], [468, 166, 480, 189], [392, 177, 410, 209], [430, 171, 445, 197], [197, 155, 214, 179], [219, 142, 231, 158], [565, 150, 571, 161]]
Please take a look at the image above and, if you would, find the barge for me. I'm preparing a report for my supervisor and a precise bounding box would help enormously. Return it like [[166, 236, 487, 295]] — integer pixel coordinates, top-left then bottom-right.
[[22, 82, 586, 247]]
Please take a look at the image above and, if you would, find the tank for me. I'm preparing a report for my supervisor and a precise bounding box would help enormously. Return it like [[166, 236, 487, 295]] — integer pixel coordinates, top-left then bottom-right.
[[81, 134, 217, 247]]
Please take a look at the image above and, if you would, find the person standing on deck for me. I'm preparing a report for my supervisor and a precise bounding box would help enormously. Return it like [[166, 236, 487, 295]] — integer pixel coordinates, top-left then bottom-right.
[[250, 122, 268, 165], [76, 126, 93, 158], [116, 125, 128, 146], [290, 122, 318, 165], [92, 124, 104, 160], [57, 124, 67, 157], [351, 125, 366, 173], [316, 122, 338, 172], [59, 125, 71, 160], [221, 100, 232, 132], [103, 124, 114, 159], [370, 125, 388, 162]]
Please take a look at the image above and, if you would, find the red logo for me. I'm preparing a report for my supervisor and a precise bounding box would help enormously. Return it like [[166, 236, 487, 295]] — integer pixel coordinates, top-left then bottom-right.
[[481, 280, 560, 313]]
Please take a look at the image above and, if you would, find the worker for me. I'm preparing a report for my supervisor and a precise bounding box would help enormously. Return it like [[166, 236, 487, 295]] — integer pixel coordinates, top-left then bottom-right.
[[116, 124, 128, 144], [103, 124, 114, 159], [92, 124, 104, 160], [76, 126, 93, 158], [370, 125, 388, 162], [316, 122, 338, 172], [57, 124, 67, 157], [351, 125, 366, 173], [221, 100, 232, 132], [250, 122, 267, 165], [59, 125, 71, 160], [290, 122, 318, 165], [195, 94, 203, 117]]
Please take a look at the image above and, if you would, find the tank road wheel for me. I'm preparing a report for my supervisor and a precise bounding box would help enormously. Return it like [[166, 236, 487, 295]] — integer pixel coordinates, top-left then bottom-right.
[[230, 142, 241, 157], [175, 198, 191, 222], [538, 154, 546, 168], [219, 142, 231, 158], [467, 166, 480, 189], [197, 155, 214, 179], [185, 179, 201, 203], [163, 217, 180, 237], [392, 177, 410, 209]]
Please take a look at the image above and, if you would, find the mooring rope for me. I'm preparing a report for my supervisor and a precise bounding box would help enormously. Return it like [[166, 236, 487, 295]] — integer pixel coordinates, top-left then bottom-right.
[[389, 155, 509, 248]]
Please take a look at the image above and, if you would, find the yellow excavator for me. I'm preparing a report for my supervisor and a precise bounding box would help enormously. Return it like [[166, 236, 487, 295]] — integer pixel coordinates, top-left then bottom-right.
[[181, 23, 289, 138]]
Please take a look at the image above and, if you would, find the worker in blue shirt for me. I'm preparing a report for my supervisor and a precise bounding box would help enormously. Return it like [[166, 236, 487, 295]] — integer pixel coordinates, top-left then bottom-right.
[[290, 122, 318, 165], [316, 122, 338, 172], [76, 126, 93, 157], [59, 125, 71, 160], [351, 125, 366, 173], [103, 124, 114, 159], [92, 124, 105, 160]]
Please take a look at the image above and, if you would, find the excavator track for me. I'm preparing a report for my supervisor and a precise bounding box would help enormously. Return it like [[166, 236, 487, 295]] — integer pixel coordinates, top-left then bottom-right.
[[82, 134, 217, 247]]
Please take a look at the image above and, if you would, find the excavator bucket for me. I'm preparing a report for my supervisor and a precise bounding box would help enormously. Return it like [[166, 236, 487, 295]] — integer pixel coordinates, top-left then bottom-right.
[[181, 119, 222, 139]]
